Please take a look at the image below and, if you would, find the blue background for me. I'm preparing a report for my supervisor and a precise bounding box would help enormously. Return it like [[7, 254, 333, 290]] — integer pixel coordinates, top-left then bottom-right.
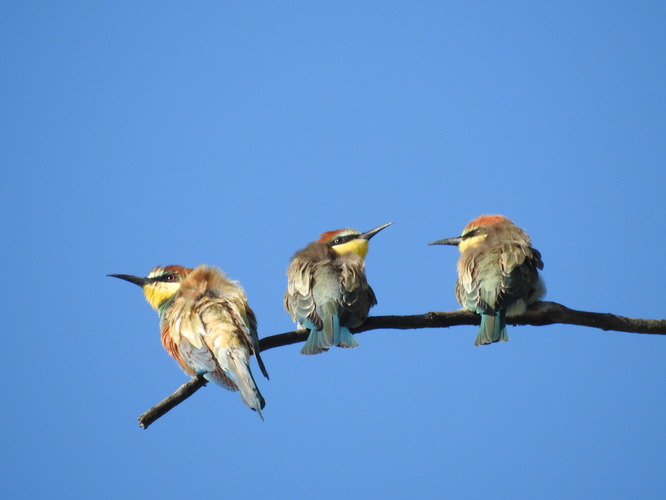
[[2, 2, 665, 499]]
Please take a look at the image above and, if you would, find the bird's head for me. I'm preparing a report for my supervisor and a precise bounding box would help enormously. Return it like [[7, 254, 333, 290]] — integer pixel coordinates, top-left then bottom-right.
[[428, 214, 512, 253], [108, 265, 192, 311], [318, 222, 392, 259]]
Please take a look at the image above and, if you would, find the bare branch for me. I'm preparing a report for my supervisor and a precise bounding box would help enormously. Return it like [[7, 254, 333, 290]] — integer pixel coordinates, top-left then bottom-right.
[[138, 375, 207, 429], [137, 301, 666, 428], [511, 301, 666, 334]]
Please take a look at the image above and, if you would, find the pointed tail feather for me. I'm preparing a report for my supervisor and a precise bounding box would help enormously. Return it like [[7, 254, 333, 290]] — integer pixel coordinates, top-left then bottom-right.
[[333, 321, 360, 349], [495, 309, 508, 343], [474, 311, 509, 346], [300, 302, 337, 355], [255, 350, 270, 380], [300, 328, 331, 355], [219, 351, 266, 420], [300, 306, 359, 354]]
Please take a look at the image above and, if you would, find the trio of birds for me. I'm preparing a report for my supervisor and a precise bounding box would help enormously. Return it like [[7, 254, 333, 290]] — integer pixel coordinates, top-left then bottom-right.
[[109, 214, 545, 419]]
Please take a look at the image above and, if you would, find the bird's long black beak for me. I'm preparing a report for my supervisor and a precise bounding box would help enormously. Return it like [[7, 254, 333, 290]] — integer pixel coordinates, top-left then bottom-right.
[[360, 222, 393, 240], [427, 236, 463, 246], [107, 274, 149, 287]]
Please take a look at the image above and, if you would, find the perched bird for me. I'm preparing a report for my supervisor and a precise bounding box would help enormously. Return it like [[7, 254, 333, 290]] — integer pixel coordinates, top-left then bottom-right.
[[108, 265, 269, 419], [285, 222, 392, 355], [429, 215, 545, 346]]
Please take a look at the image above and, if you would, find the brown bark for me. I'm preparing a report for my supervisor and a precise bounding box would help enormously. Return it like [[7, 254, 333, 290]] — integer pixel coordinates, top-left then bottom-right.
[[137, 301, 666, 428]]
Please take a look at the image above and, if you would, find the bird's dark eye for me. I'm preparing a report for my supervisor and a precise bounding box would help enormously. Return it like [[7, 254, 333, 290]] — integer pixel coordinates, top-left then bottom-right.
[[165, 274, 176, 282], [462, 229, 479, 239], [333, 237, 344, 245]]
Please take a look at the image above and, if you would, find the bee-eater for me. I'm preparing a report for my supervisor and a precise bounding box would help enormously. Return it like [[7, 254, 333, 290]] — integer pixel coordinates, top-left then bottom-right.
[[109, 265, 269, 419], [429, 215, 545, 346], [285, 222, 392, 355]]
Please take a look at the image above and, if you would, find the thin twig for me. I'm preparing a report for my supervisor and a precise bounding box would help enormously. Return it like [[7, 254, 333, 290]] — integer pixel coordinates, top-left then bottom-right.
[[137, 301, 666, 428], [138, 374, 207, 428]]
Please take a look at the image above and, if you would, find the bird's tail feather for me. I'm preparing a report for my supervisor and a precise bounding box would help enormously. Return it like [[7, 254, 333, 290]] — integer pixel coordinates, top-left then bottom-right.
[[301, 302, 359, 354], [217, 351, 266, 420], [475, 311, 509, 346], [300, 309, 335, 354], [301, 329, 331, 355], [333, 321, 359, 349]]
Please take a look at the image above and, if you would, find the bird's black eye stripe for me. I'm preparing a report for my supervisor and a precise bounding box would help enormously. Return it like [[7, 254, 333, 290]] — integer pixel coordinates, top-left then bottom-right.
[[152, 273, 177, 283], [330, 234, 356, 246], [462, 229, 479, 239]]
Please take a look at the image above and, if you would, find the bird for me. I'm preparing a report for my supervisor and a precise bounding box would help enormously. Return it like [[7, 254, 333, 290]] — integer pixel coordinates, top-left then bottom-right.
[[284, 222, 392, 355], [108, 265, 269, 419], [428, 215, 545, 346]]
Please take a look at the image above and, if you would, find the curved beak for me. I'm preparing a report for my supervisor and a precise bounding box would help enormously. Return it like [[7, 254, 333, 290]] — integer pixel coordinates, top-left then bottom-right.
[[107, 274, 149, 287], [360, 222, 393, 240], [427, 236, 462, 246]]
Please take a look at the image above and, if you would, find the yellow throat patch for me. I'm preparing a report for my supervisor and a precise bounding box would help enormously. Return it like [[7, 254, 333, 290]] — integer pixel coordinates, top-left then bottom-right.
[[332, 238, 369, 259], [143, 282, 180, 310]]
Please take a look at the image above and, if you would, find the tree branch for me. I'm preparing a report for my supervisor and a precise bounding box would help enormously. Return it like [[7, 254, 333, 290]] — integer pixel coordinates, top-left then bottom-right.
[[137, 301, 666, 428], [138, 374, 208, 428]]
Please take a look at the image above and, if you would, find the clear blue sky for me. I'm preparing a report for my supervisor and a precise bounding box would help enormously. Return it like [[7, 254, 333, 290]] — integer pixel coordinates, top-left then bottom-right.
[[2, 2, 665, 499]]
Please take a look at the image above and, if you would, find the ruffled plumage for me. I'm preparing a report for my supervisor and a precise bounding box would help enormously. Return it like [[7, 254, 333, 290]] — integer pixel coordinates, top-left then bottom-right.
[[284, 241, 376, 355], [454, 216, 545, 346]]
